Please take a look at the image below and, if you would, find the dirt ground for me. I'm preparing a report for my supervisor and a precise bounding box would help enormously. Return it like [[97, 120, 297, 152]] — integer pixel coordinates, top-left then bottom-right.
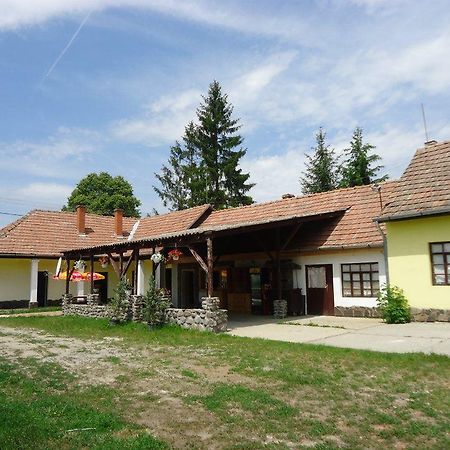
[[0, 325, 256, 449]]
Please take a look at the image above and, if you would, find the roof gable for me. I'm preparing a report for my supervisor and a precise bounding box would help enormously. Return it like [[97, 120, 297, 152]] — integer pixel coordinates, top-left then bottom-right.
[[378, 141, 450, 221]]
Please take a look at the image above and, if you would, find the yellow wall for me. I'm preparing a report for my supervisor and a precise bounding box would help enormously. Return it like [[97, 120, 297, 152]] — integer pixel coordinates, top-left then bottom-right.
[[386, 215, 450, 309], [0, 257, 153, 303]]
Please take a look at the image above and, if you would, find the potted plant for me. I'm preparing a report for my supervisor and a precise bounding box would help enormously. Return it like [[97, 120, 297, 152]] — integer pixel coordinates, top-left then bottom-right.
[[151, 252, 164, 264], [142, 276, 171, 328], [108, 277, 131, 324], [99, 256, 109, 269], [168, 249, 183, 261]]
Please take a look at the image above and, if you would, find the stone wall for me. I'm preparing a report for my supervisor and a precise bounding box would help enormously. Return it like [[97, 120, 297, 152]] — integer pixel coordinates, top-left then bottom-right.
[[165, 297, 228, 333], [273, 299, 287, 319], [62, 293, 229, 332], [62, 294, 108, 319], [334, 305, 450, 322]]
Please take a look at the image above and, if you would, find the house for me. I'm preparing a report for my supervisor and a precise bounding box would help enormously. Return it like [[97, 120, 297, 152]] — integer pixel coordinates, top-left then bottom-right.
[[377, 140, 450, 321], [61, 182, 396, 317], [0, 205, 210, 307]]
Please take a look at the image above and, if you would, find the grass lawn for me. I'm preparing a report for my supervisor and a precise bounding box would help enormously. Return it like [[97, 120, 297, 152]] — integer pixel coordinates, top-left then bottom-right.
[[0, 316, 449, 449], [0, 306, 61, 315]]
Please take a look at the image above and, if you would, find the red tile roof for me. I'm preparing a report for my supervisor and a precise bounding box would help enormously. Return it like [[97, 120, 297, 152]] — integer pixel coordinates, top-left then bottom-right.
[[202, 182, 397, 249], [378, 141, 450, 221], [0, 205, 211, 257]]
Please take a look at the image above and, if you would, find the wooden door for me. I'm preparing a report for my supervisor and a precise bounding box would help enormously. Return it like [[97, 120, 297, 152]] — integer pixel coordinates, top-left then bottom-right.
[[306, 265, 334, 315]]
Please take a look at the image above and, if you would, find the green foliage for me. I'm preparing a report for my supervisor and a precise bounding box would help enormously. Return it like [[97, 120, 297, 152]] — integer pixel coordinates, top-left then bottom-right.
[[377, 285, 411, 324], [142, 276, 171, 327], [340, 127, 388, 188], [300, 128, 339, 194], [108, 278, 131, 323], [154, 80, 254, 210], [63, 172, 141, 217]]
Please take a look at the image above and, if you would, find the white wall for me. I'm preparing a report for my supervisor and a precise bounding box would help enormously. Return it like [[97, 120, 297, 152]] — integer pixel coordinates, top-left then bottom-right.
[[292, 248, 386, 309]]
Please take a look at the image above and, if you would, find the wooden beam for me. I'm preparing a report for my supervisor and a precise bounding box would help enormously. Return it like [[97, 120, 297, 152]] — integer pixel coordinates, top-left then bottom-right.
[[188, 245, 208, 274], [90, 254, 94, 294], [280, 223, 302, 252], [276, 228, 282, 300], [251, 233, 274, 261], [107, 253, 121, 279], [122, 249, 136, 277], [65, 258, 71, 294], [133, 249, 139, 295], [207, 237, 213, 298], [119, 253, 123, 277]]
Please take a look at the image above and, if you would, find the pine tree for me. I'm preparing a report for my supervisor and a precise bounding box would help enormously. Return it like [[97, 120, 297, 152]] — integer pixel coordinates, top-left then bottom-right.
[[154, 81, 254, 210], [300, 128, 339, 194], [340, 127, 388, 187]]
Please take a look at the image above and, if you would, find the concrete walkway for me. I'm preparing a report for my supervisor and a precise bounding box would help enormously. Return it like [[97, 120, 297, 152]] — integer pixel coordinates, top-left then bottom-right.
[[227, 315, 450, 356]]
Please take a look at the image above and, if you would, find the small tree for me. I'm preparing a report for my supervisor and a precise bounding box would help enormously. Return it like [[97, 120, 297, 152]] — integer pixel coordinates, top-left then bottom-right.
[[142, 276, 171, 327], [340, 127, 388, 188], [300, 128, 339, 194], [63, 172, 141, 217], [108, 277, 131, 323], [377, 285, 411, 324]]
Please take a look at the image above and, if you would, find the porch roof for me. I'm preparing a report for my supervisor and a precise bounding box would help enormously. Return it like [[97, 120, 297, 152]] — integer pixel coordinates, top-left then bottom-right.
[[62, 208, 347, 257]]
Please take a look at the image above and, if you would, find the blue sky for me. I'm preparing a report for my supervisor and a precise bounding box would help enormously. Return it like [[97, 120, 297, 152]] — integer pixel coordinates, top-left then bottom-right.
[[1, 0, 450, 227]]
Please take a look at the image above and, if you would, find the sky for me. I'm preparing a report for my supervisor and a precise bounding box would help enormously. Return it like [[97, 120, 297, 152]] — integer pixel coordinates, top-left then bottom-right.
[[1, 0, 449, 228]]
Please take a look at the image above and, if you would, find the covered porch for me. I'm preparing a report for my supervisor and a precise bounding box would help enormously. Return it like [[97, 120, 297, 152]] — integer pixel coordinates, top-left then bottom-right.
[[62, 209, 345, 317]]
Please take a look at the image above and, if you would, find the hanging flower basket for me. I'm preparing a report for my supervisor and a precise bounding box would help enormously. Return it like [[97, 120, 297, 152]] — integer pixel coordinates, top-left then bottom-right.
[[151, 252, 164, 264], [99, 256, 109, 268], [168, 249, 183, 261], [74, 259, 86, 273]]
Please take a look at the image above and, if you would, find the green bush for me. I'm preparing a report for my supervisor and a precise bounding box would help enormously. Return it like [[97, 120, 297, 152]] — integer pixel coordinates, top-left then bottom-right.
[[142, 276, 171, 327], [377, 285, 411, 324]]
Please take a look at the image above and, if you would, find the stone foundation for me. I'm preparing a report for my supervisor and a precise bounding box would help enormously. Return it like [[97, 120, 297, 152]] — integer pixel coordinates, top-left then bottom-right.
[[409, 308, 450, 322], [334, 305, 450, 322], [273, 299, 288, 319], [165, 297, 228, 333], [334, 306, 381, 318]]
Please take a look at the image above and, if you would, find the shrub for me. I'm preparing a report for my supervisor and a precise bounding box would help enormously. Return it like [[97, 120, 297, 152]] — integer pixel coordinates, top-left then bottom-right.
[[377, 285, 411, 324], [142, 276, 171, 327], [108, 277, 131, 323]]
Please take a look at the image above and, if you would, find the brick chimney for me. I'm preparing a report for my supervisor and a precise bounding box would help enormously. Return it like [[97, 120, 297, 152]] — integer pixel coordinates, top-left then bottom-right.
[[76, 205, 86, 235], [114, 209, 124, 237], [282, 193, 295, 199]]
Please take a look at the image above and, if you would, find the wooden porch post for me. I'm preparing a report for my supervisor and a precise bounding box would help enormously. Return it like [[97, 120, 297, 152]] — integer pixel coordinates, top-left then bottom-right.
[[276, 227, 282, 300], [65, 257, 71, 294], [90, 253, 94, 294], [207, 236, 213, 298], [133, 248, 139, 295]]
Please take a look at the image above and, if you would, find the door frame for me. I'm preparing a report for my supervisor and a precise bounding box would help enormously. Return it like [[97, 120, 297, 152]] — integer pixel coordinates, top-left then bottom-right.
[[305, 264, 335, 315]]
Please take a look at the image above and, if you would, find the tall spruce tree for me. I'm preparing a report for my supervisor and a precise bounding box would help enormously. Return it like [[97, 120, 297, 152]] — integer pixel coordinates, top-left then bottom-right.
[[300, 128, 339, 194], [340, 127, 388, 187], [154, 80, 254, 210]]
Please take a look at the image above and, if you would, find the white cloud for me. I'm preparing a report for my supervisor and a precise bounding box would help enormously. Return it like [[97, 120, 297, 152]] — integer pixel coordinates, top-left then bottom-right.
[[0, 127, 101, 178], [112, 89, 201, 145], [241, 147, 307, 202], [16, 182, 73, 205]]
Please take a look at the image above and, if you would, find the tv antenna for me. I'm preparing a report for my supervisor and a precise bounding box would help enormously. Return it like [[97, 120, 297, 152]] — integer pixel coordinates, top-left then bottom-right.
[[421, 103, 429, 143]]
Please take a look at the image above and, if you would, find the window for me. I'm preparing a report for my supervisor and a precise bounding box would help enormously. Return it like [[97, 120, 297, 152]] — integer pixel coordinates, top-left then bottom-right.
[[341, 263, 379, 297], [430, 242, 450, 285]]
